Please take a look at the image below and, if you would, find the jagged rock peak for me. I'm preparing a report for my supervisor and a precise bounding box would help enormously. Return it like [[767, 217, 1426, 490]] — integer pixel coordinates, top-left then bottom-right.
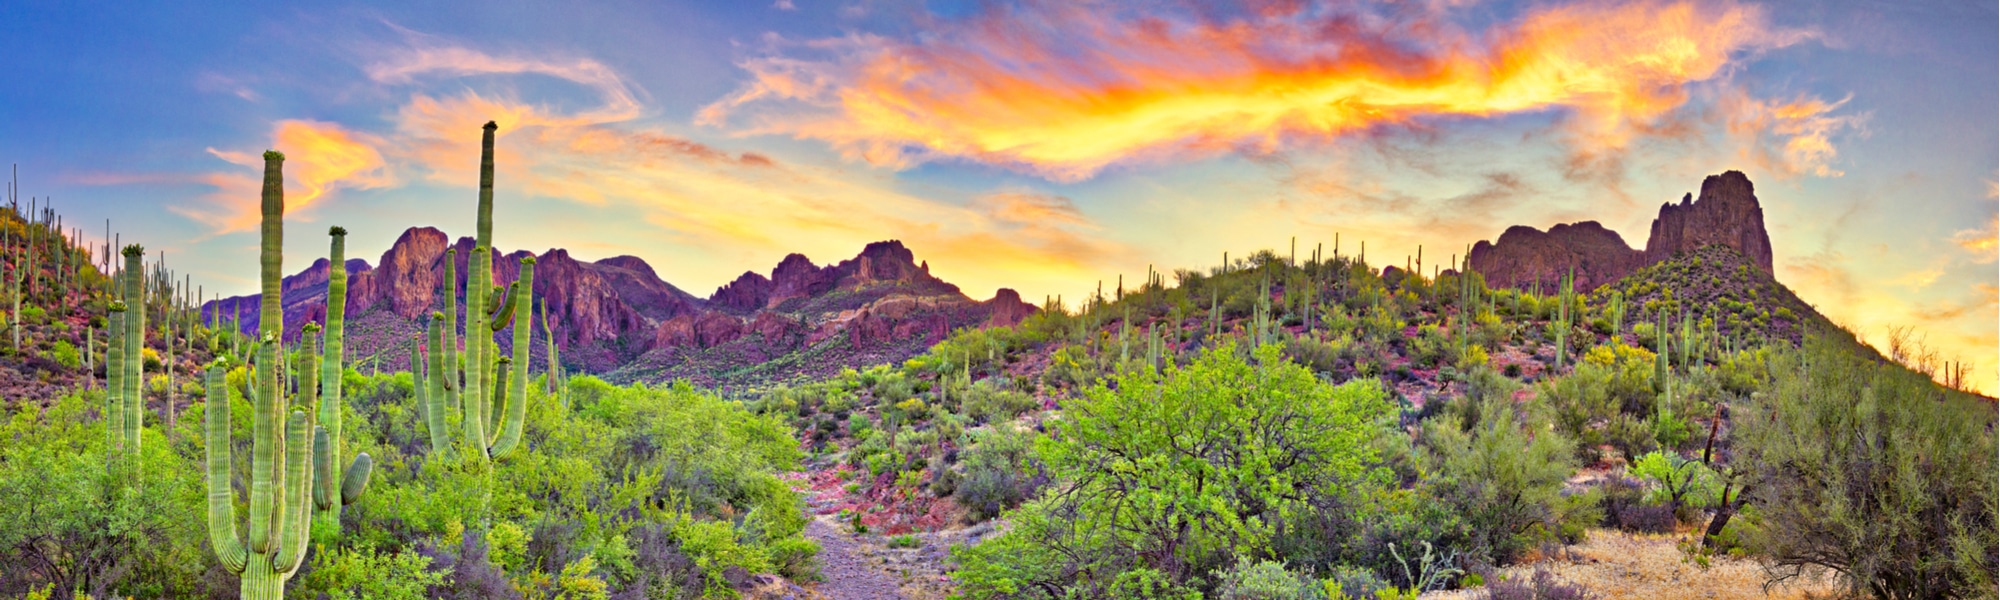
[[1645, 170, 1773, 273], [1469, 171, 1776, 292]]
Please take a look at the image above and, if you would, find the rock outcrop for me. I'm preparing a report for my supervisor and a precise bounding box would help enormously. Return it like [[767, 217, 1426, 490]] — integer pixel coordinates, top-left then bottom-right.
[[1468, 222, 1646, 292], [1468, 171, 1775, 292], [1645, 171, 1773, 273]]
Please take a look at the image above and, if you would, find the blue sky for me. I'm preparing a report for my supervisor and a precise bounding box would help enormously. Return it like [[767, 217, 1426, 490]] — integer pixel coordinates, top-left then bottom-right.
[[2, 0, 1993, 390]]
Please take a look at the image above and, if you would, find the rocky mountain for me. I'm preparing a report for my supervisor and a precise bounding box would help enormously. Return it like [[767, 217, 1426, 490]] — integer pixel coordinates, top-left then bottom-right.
[[1469, 171, 1775, 292], [201, 232, 1036, 388]]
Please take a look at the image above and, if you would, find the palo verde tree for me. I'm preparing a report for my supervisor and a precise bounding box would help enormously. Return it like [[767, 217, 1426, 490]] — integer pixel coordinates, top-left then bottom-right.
[[202, 151, 372, 599]]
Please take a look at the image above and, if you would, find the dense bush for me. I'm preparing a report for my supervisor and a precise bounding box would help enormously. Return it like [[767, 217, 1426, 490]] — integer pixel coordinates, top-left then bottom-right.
[[952, 343, 1395, 598], [0, 393, 206, 598], [1735, 335, 1998, 599], [953, 424, 1046, 521], [0, 371, 814, 600], [1422, 391, 1591, 566]]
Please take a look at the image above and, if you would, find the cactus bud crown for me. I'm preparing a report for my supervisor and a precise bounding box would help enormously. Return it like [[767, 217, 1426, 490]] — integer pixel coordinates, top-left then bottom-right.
[[263, 150, 285, 161], [328, 226, 347, 237]]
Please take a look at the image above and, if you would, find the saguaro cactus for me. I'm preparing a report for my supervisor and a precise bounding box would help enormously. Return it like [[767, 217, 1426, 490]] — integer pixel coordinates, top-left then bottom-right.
[[312, 226, 370, 530], [204, 151, 371, 599], [438, 122, 530, 463], [106, 303, 126, 450], [119, 245, 145, 452]]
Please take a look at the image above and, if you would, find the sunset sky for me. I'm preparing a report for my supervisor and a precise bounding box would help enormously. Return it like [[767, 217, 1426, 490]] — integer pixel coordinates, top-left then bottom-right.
[[2, 0, 1993, 391]]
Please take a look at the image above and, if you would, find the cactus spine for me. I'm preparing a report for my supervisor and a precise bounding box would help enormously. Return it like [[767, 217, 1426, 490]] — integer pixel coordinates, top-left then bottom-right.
[[204, 151, 370, 599]]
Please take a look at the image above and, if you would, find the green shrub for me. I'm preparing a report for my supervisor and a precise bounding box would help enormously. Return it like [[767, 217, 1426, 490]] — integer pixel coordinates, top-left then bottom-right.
[[1215, 557, 1320, 600], [45, 339, 79, 369], [1735, 335, 1998, 598], [296, 544, 445, 600], [1422, 392, 1584, 565], [962, 380, 1038, 425], [952, 343, 1394, 598], [953, 424, 1045, 520]]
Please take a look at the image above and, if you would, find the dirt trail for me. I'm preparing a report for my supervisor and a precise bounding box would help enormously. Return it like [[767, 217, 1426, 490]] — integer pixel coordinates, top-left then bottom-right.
[[804, 516, 908, 600]]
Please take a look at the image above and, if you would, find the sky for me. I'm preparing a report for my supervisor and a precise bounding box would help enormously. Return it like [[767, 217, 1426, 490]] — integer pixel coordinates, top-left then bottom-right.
[[1, 0, 1993, 392]]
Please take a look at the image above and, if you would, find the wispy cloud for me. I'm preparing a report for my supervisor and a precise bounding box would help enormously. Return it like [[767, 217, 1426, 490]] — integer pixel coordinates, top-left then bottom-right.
[[699, 0, 1816, 182], [1952, 216, 1997, 263], [1721, 91, 1868, 178], [171, 120, 393, 233], [171, 29, 1133, 297]]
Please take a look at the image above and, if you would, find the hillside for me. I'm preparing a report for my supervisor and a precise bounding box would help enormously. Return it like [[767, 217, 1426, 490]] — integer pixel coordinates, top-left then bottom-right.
[[734, 171, 1980, 546]]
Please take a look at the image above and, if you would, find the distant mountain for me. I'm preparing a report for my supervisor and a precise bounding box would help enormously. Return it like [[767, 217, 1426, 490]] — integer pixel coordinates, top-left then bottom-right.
[[202, 233, 1036, 388], [1469, 171, 1773, 293]]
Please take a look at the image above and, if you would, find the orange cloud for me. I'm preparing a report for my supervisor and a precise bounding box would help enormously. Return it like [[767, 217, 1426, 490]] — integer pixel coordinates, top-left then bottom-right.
[[700, 0, 1803, 181], [1722, 91, 1867, 178], [350, 39, 1130, 299], [176, 120, 391, 233], [1953, 216, 1998, 263]]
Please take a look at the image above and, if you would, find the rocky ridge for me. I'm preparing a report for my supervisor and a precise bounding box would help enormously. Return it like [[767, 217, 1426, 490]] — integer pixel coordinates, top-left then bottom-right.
[[201, 233, 1035, 387], [1469, 171, 1775, 292]]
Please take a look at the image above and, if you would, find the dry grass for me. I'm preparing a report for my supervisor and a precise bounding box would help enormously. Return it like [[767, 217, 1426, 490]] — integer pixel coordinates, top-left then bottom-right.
[[1423, 529, 1839, 600]]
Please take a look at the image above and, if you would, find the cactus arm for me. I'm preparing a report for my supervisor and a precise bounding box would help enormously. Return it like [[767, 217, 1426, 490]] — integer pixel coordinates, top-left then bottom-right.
[[106, 305, 124, 450], [257, 152, 284, 354], [467, 121, 498, 454], [487, 357, 510, 448], [312, 426, 331, 510], [341, 454, 372, 505], [272, 410, 312, 574], [540, 298, 557, 394], [424, 316, 453, 456], [492, 258, 533, 458], [442, 247, 459, 399], [412, 342, 429, 433], [461, 344, 488, 461], [202, 363, 248, 573], [487, 281, 518, 331]]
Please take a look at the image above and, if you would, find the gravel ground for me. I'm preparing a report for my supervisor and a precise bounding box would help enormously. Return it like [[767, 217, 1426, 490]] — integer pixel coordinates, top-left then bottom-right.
[[805, 516, 908, 600]]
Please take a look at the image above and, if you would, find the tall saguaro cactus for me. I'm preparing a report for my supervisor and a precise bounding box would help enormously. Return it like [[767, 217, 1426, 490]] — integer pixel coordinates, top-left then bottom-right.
[[436, 121, 530, 464], [106, 303, 126, 450], [205, 151, 371, 599], [119, 245, 146, 452], [312, 226, 370, 530]]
